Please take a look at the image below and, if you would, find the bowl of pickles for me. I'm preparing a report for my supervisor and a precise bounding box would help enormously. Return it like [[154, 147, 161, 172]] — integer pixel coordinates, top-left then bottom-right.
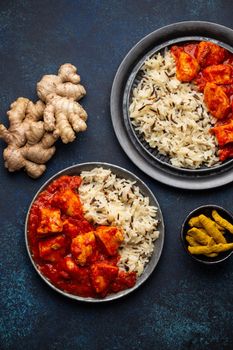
[[181, 205, 233, 264]]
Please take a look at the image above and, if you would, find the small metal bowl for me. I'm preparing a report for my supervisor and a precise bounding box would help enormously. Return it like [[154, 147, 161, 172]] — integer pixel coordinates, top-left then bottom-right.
[[181, 205, 233, 264], [25, 162, 165, 302]]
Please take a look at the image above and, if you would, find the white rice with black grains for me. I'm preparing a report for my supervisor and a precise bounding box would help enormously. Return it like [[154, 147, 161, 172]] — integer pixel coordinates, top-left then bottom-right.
[[79, 167, 159, 276], [129, 50, 220, 169]]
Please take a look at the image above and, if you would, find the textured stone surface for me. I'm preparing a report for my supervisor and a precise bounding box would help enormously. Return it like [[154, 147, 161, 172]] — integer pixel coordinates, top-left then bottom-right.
[[0, 1, 233, 349]]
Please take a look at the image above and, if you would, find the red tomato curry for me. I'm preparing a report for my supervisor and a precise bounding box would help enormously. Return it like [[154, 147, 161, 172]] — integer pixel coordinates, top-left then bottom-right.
[[28, 175, 136, 298], [171, 41, 233, 161]]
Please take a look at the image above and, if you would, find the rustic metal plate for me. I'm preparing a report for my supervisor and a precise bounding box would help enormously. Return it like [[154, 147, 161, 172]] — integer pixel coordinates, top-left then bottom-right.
[[25, 162, 165, 302], [110, 21, 233, 189], [125, 36, 233, 175]]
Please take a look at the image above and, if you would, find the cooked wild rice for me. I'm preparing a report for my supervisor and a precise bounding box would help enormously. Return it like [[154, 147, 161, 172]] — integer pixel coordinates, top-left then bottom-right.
[[79, 167, 159, 276], [129, 51, 220, 169]]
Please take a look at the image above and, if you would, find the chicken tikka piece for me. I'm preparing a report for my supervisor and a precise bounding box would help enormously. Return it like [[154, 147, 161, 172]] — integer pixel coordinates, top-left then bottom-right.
[[71, 231, 96, 266], [37, 207, 63, 235], [95, 226, 124, 256], [91, 262, 119, 296], [51, 188, 83, 217], [38, 235, 67, 262]]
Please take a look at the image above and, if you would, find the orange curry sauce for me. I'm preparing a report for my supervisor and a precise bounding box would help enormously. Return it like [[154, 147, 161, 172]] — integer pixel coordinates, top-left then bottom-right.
[[28, 175, 136, 298], [171, 41, 233, 161]]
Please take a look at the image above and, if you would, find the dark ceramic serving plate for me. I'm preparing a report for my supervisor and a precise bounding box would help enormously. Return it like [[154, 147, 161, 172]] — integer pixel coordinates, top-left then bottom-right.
[[125, 36, 233, 175], [181, 205, 233, 264], [25, 162, 164, 302], [111, 21, 233, 190]]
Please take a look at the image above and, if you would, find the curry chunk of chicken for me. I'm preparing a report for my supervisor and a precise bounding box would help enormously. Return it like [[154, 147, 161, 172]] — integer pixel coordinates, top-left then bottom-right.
[[204, 82, 231, 119], [203, 64, 233, 85], [171, 47, 199, 82], [195, 41, 227, 67], [37, 207, 63, 235], [95, 226, 124, 256], [211, 122, 233, 147], [52, 188, 83, 217], [71, 231, 96, 266], [58, 256, 82, 280], [38, 235, 67, 262], [91, 262, 118, 296]]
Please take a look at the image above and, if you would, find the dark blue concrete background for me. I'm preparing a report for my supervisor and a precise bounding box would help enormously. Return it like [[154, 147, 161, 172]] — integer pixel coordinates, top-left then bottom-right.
[[0, 1, 233, 349]]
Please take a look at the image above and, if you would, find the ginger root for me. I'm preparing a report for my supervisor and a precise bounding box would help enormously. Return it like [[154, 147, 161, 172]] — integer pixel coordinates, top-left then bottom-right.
[[37, 63, 87, 143], [0, 97, 57, 178], [0, 63, 88, 178]]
